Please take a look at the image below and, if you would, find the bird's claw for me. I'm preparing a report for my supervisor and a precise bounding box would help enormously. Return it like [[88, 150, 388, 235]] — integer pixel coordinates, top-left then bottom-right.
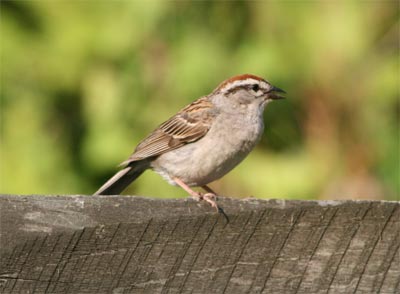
[[190, 192, 218, 211], [202, 193, 218, 211]]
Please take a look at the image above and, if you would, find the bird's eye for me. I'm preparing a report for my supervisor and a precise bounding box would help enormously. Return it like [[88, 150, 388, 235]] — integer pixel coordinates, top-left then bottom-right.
[[252, 84, 260, 92]]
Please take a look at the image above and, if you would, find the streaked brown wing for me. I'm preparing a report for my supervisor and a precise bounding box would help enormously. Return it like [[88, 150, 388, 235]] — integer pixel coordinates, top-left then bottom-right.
[[121, 97, 216, 165]]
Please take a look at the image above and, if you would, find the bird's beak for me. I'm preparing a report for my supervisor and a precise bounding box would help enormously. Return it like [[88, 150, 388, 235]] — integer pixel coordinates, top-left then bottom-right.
[[268, 86, 286, 100]]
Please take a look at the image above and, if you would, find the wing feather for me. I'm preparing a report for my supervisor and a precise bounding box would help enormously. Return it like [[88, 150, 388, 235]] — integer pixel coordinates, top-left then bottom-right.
[[121, 97, 216, 165]]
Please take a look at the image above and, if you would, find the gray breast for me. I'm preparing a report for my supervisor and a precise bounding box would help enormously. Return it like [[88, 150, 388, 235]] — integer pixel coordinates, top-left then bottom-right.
[[151, 111, 264, 187]]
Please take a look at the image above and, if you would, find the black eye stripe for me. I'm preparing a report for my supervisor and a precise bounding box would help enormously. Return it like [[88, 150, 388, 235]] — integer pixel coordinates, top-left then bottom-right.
[[224, 84, 262, 95]]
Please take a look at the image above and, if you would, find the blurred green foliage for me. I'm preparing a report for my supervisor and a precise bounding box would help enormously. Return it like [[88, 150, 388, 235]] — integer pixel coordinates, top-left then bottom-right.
[[1, 1, 398, 200]]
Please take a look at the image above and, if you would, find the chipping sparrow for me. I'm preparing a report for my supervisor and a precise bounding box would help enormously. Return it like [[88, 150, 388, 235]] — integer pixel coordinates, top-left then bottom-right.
[[94, 74, 285, 210]]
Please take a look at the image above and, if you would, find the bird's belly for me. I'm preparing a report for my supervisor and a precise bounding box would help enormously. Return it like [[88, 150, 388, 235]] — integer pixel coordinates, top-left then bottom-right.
[[151, 120, 263, 186]]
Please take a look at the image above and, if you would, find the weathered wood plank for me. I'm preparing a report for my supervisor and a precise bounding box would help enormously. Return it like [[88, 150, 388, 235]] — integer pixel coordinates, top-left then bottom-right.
[[0, 195, 399, 293]]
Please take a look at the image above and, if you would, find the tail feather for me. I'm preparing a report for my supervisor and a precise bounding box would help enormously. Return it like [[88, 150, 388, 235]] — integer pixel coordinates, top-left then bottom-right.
[[94, 163, 146, 195]]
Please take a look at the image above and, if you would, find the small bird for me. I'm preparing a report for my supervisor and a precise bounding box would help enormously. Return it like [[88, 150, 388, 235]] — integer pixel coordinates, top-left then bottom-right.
[[94, 74, 285, 209]]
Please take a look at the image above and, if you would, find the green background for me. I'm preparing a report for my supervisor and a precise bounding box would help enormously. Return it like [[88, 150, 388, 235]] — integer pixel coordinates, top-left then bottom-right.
[[1, 1, 398, 200]]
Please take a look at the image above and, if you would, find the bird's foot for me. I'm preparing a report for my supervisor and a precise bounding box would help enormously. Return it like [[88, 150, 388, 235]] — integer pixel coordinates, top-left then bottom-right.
[[201, 193, 218, 211], [190, 192, 218, 211]]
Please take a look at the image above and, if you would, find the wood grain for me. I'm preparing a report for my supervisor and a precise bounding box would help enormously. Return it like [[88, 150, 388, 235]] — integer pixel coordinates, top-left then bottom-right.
[[0, 195, 399, 293]]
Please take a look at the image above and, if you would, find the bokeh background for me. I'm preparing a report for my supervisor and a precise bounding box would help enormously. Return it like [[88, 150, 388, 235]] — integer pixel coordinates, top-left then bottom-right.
[[1, 1, 398, 200]]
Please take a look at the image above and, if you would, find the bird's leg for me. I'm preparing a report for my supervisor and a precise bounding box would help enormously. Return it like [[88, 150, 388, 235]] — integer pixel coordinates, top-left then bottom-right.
[[201, 185, 217, 195], [173, 177, 218, 211], [173, 177, 201, 200]]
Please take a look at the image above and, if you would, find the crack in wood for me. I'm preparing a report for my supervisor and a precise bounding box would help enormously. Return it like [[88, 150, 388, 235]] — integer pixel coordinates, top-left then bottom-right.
[[350, 204, 393, 293], [259, 207, 304, 293]]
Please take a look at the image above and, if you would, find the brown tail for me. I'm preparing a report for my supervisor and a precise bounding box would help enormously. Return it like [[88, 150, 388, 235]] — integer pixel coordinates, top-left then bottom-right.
[[94, 162, 147, 195]]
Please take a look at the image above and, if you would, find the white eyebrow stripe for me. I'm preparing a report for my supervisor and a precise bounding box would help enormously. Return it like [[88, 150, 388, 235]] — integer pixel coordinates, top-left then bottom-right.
[[219, 78, 267, 93]]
